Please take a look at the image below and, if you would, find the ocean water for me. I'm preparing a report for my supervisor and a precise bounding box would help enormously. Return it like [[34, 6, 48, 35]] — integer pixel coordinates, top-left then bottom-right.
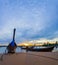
[[0, 47, 58, 54], [52, 47, 58, 52], [0, 47, 26, 54]]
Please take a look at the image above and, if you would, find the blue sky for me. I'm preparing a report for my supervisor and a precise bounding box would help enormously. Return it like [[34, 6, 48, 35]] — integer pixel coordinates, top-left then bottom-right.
[[0, 0, 58, 43]]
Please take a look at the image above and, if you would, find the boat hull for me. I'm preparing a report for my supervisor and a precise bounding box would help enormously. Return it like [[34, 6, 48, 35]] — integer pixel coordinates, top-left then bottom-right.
[[23, 46, 54, 52]]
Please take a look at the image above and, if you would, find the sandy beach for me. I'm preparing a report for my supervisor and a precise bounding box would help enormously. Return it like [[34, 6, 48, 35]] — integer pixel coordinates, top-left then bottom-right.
[[0, 52, 58, 65]]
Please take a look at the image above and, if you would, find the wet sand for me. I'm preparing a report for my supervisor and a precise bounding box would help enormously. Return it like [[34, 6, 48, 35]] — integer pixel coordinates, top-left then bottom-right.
[[0, 52, 58, 65]]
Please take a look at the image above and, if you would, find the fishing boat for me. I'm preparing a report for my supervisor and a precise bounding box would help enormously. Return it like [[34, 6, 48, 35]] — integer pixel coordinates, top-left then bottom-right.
[[23, 46, 54, 52], [7, 28, 17, 53]]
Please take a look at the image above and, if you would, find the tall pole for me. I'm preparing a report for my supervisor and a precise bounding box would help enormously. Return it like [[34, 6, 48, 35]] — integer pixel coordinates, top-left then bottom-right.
[[13, 28, 16, 41]]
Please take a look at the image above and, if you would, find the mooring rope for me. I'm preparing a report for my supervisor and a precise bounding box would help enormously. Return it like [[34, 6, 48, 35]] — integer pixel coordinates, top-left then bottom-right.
[[0, 49, 7, 61]]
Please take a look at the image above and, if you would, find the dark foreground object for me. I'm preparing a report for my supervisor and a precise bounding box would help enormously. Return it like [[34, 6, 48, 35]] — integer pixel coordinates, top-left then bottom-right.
[[7, 42, 17, 53], [7, 28, 17, 53]]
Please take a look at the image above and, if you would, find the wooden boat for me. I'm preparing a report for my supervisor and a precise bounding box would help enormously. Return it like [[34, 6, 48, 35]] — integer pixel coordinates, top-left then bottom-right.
[[22, 46, 54, 52], [7, 28, 17, 53]]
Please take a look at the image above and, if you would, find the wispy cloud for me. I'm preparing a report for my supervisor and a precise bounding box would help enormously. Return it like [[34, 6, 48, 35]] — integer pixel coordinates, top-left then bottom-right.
[[0, 0, 58, 43]]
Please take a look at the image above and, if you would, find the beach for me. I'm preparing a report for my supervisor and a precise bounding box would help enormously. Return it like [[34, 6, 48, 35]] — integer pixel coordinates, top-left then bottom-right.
[[0, 52, 58, 65]]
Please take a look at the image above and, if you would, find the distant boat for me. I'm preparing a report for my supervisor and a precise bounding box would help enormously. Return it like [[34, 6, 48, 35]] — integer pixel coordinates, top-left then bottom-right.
[[22, 46, 54, 52]]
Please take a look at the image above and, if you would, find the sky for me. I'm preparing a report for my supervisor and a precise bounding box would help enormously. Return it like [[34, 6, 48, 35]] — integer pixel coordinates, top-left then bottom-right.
[[0, 0, 58, 43]]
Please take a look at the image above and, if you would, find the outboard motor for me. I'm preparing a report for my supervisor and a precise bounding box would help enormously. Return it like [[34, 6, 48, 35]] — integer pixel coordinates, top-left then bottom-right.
[[7, 28, 17, 53]]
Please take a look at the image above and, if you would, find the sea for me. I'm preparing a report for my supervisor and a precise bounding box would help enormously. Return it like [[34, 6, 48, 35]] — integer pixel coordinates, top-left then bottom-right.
[[0, 47, 58, 54]]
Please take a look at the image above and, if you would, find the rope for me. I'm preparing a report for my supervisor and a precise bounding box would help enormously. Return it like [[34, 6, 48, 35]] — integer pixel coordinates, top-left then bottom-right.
[[0, 49, 7, 61]]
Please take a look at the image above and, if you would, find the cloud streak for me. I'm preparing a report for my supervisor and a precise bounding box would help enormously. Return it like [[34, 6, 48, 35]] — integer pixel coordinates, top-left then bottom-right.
[[0, 0, 58, 43]]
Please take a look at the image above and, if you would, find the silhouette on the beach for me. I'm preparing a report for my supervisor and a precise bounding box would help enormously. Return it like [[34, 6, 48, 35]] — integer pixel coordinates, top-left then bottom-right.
[[7, 28, 17, 53]]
